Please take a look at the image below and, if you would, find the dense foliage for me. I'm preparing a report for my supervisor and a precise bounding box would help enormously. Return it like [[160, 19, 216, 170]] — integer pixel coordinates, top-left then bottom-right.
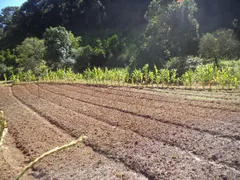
[[136, 0, 199, 68], [0, 0, 240, 87], [199, 29, 240, 66]]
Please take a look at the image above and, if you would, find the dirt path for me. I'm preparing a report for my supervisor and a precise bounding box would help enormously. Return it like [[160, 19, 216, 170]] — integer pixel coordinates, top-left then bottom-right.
[[0, 86, 146, 180], [9, 84, 240, 179]]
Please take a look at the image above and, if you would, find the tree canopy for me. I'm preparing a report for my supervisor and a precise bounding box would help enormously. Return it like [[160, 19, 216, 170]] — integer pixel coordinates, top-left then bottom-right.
[[136, 0, 199, 68], [199, 29, 240, 66], [0, 0, 240, 80]]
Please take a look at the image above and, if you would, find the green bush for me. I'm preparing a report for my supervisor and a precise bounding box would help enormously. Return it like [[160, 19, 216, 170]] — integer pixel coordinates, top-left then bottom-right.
[[165, 56, 203, 76]]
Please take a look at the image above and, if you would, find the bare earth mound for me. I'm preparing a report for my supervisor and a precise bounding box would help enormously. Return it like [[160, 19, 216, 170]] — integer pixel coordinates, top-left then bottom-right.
[[0, 83, 240, 180]]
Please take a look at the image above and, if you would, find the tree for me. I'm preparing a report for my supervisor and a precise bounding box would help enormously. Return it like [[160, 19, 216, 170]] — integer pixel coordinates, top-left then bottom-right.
[[0, 6, 19, 29], [16, 37, 47, 75], [0, 49, 18, 79], [44, 26, 73, 70], [137, 0, 199, 68], [69, 31, 82, 49], [0, 54, 8, 79], [0, 6, 26, 49], [199, 29, 240, 67]]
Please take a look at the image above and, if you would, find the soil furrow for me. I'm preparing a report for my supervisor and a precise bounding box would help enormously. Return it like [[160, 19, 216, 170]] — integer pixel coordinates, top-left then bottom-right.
[[96, 84, 240, 112], [59, 83, 240, 124], [0, 132, 29, 180], [24, 83, 240, 171], [1, 86, 146, 180], [11, 86, 148, 180], [78, 83, 240, 102], [12, 85, 240, 180], [40, 83, 240, 140], [116, 86, 240, 111], [144, 87, 240, 100], [80, 83, 240, 112]]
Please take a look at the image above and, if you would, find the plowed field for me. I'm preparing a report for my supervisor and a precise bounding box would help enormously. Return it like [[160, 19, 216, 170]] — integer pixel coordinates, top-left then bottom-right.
[[0, 83, 240, 180]]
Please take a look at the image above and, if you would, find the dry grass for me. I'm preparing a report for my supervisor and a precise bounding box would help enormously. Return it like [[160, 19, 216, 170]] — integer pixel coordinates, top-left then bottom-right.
[[0, 111, 7, 146]]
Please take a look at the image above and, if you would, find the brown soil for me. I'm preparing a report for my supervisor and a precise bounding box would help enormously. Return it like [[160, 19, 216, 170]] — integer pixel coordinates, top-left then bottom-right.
[[0, 86, 146, 180], [0, 83, 240, 180], [39, 83, 240, 140]]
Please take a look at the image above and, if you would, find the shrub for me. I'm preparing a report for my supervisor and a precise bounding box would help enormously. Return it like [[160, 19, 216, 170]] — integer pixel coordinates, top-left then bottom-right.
[[166, 56, 203, 76]]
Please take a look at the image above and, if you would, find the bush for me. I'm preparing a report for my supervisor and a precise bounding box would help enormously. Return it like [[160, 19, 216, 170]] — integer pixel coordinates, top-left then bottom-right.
[[72, 45, 106, 72], [165, 56, 203, 76]]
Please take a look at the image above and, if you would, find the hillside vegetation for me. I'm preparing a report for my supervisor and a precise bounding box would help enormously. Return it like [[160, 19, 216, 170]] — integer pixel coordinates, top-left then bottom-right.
[[0, 0, 240, 85]]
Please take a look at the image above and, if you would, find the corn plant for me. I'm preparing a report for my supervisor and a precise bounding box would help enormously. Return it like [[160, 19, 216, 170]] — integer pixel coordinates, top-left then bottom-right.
[[10, 74, 20, 84], [226, 67, 235, 89], [102, 67, 109, 84], [170, 69, 177, 88], [233, 72, 240, 89], [56, 69, 66, 80], [76, 73, 83, 81], [160, 68, 171, 88], [47, 70, 58, 82], [65, 68, 76, 81], [121, 68, 130, 86], [107, 69, 117, 85], [115, 69, 122, 85], [149, 71, 155, 86], [25, 70, 37, 82], [154, 65, 160, 87], [3, 74, 7, 82], [195, 65, 215, 89], [83, 68, 93, 84], [176, 77, 181, 87], [142, 64, 149, 85], [132, 69, 143, 86], [216, 68, 229, 90], [182, 69, 194, 89]]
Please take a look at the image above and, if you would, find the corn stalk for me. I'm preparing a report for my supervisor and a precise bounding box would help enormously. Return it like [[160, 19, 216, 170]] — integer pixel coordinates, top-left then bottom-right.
[[0, 111, 7, 147]]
